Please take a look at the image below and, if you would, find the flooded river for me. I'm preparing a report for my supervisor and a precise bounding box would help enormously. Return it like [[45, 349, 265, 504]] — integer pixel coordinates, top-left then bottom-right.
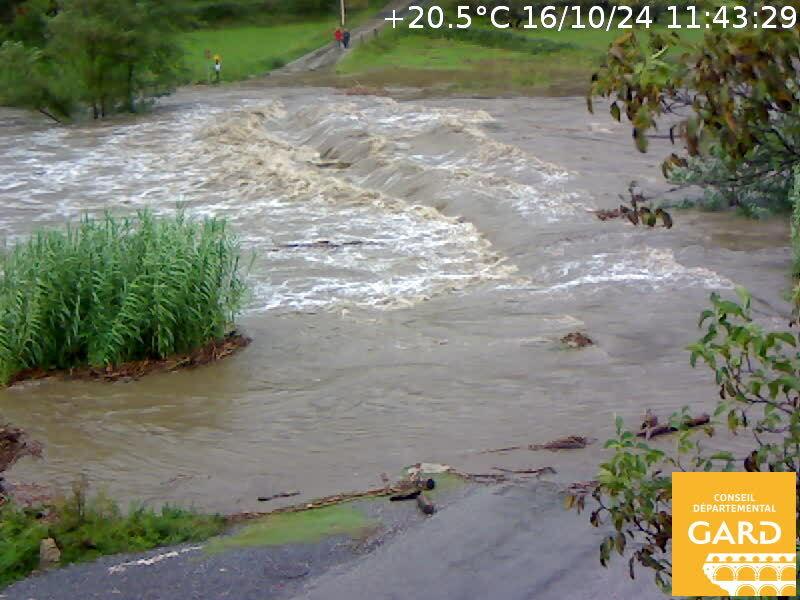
[[0, 86, 792, 512]]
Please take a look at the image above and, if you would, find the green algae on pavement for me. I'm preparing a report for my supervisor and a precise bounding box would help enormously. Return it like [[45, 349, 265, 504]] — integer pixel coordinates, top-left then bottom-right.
[[205, 505, 377, 553]]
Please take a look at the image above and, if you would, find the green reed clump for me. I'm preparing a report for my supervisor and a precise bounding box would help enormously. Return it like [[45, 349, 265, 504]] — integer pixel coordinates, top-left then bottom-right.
[[0, 210, 248, 385]]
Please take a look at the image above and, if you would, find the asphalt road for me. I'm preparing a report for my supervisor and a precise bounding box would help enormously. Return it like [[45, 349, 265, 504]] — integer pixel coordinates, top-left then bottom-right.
[[3, 482, 667, 600]]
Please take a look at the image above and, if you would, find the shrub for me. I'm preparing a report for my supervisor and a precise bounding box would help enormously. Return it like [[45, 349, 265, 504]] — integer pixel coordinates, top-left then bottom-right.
[[0, 210, 248, 385], [569, 288, 800, 596]]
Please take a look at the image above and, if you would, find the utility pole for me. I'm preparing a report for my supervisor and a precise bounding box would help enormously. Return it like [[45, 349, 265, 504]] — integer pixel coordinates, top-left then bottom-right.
[[340, 0, 346, 26]]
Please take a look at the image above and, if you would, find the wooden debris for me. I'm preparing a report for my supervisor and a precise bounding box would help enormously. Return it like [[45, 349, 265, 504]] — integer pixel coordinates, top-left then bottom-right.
[[257, 491, 301, 502], [492, 466, 556, 477], [530, 435, 595, 451], [390, 490, 421, 502], [481, 445, 524, 454], [311, 160, 352, 170], [482, 436, 594, 454], [0, 423, 42, 474], [591, 208, 623, 221], [561, 332, 593, 348], [270, 240, 368, 251], [416, 493, 435, 515], [636, 414, 710, 439]]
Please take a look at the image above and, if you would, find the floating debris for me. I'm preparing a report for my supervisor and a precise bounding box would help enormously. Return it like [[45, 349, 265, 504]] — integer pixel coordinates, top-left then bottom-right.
[[636, 413, 710, 439], [257, 491, 301, 502], [531, 435, 595, 451], [492, 466, 556, 477], [416, 493, 435, 515], [561, 332, 593, 348], [0, 423, 42, 474]]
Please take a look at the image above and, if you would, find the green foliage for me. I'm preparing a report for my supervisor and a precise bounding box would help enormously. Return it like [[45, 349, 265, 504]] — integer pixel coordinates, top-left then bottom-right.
[[588, 9, 800, 209], [0, 502, 47, 587], [669, 153, 794, 216], [0, 488, 224, 588], [0, 40, 78, 121], [570, 288, 800, 596], [0, 0, 53, 45], [1, 0, 187, 118], [0, 211, 249, 385], [48, 0, 186, 117]]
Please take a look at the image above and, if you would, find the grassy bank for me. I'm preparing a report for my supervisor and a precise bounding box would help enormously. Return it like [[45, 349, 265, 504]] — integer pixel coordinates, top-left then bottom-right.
[[0, 493, 224, 588], [0, 211, 248, 386], [337, 24, 704, 95], [180, 2, 384, 83]]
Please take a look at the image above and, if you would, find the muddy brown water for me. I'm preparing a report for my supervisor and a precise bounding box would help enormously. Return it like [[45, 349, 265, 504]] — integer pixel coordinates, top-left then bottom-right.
[[0, 85, 792, 513]]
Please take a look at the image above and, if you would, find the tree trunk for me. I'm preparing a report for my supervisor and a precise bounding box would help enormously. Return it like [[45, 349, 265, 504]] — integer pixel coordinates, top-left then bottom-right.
[[127, 63, 135, 113]]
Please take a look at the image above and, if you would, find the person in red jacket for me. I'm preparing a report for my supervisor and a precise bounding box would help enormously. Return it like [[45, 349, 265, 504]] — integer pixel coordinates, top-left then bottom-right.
[[334, 28, 344, 49]]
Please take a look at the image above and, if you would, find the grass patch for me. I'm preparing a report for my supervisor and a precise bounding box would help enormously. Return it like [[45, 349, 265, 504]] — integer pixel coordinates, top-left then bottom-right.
[[0, 493, 224, 589], [180, 2, 384, 83], [181, 22, 336, 82], [205, 505, 376, 553], [0, 210, 248, 386], [337, 24, 704, 95]]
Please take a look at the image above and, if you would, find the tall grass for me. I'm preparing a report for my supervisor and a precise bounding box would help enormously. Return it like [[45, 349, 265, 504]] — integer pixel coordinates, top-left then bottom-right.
[[0, 211, 248, 385]]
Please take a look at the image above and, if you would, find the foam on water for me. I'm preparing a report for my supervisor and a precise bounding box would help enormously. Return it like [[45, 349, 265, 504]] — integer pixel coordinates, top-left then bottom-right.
[[0, 94, 733, 311], [0, 100, 515, 312], [533, 247, 734, 293]]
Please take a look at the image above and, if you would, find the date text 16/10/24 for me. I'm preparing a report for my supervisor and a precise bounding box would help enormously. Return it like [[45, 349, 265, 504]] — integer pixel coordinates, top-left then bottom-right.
[[384, 4, 798, 31]]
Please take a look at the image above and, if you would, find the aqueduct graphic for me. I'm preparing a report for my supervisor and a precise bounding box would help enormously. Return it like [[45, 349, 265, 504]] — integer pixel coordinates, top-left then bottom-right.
[[703, 553, 796, 596]]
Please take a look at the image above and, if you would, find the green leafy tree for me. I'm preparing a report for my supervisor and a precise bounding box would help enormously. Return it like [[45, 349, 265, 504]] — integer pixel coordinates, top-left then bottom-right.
[[0, 40, 76, 121], [48, 0, 185, 118], [588, 11, 800, 209], [569, 288, 800, 597]]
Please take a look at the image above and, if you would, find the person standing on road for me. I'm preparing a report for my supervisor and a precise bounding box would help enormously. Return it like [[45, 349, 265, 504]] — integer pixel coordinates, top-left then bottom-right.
[[334, 28, 344, 49], [343, 29, 351, 49], [213, 54, 222, 83]]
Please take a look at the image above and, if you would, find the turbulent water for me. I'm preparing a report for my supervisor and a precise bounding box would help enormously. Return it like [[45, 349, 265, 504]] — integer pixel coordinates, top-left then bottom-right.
[[0, 87, 791, 511]]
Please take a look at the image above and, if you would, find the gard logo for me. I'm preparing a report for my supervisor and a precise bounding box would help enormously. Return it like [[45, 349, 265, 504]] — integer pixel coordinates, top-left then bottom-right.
[[673, 472, 796, 597]]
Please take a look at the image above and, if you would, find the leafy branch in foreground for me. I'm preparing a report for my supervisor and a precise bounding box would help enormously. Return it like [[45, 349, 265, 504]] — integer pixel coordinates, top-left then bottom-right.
[[0, 210, 249, 385], [588, 16, 800, 213], [568, 288, 800, 597]]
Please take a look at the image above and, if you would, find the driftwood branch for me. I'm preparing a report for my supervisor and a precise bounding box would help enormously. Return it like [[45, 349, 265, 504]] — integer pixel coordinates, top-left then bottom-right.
[[637, 414, 710, 439], [257, 491, 301, 502]]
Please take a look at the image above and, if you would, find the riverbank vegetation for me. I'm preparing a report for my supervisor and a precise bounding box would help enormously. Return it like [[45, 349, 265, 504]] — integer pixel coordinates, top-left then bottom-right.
[[337, 9, 703, 95], [0, 486, 225, 588], [180, 0, 386, 83], [0, 211, 248, 387], [0, 0, 385, 116], [570, 289, 800, 597], [589, 17, 799, 218]]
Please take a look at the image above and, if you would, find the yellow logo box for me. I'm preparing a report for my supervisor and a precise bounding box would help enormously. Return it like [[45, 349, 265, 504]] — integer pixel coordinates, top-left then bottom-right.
[[672, 472, 796, 597]]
